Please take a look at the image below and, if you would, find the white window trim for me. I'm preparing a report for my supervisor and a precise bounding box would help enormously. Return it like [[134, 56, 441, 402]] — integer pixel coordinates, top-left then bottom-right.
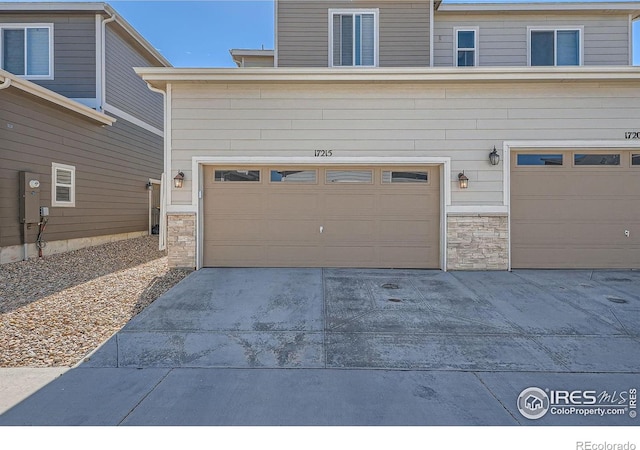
[[51, 162, 75, 207], [0, 23, 54, 80], [527, 26, 584, 67], [454, 26, 479, 67], [328, 8, 379, 68]]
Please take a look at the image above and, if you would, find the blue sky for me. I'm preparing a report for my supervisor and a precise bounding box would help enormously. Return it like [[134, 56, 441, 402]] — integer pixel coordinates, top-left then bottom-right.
[[4, 0, 639, 67]]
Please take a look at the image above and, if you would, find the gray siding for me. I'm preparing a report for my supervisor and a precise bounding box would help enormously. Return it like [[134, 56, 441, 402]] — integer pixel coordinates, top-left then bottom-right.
[[434, 13, 630, 67], [277, 1, 430, 67], [105, 26, 164, 130], [0, 88, 163, 248], [0, 13, 96, 98]]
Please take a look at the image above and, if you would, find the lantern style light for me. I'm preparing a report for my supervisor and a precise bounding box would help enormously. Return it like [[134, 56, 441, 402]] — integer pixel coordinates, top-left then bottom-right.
[[458, 172, 469, 189], [489, 146, 500, 165], [173, 171, 185, 189]]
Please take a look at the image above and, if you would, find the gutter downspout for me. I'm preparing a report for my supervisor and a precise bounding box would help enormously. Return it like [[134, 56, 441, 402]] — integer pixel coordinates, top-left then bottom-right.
[[99, 14, 117, 112], [430, 0, 435, 67], [145, 82, 168, 251], [0, 77, 11, 90]]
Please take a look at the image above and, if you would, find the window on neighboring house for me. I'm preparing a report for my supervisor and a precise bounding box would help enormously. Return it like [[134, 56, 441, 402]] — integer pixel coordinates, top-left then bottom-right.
[[455, 28, 478, 67], [52, 163, 75, 207], [329, 9, 378, 67], [529, 28, 582, 66], [0, 24, 53, 79]]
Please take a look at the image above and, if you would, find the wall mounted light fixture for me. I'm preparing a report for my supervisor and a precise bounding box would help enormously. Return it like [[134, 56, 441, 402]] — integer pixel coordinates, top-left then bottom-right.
[[146, 181, 153, 190], [489, 146, 500, 165], [173, 171, 185, 189], [458, 172, 469, 189]]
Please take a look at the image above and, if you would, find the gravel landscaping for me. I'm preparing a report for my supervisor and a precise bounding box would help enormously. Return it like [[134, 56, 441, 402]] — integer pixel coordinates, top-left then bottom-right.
[[0, 236, 192, 368]]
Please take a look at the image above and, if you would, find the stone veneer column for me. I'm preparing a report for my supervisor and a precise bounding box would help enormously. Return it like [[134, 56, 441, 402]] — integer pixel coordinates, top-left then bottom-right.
[[167, 213, 196, 268], [447, 215, 508, 270]]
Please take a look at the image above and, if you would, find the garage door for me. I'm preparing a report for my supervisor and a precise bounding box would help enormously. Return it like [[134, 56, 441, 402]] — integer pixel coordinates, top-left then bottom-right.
[[203, 166, 440, 268], [511, 151, 640, 269]]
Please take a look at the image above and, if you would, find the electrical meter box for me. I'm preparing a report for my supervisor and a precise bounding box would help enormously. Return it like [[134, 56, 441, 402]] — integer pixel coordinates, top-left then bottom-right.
[[19, 171, 41, 224]]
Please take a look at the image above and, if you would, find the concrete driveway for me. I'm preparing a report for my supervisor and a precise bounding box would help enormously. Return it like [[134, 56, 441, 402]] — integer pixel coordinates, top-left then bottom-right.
[[1, 268, 639, 426]]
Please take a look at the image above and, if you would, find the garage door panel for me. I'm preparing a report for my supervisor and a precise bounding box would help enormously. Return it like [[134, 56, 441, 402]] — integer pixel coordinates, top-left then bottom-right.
[[324, 246, 376, 266], [204, 218, 264, 241], [378, 193, 438, 214], [267, 193, 321, 215], [510, 198, 567, 220], [323, 193, 375, 214], [381, 245, 438, 269], [323, 219, 376, 243], [510, 221, 569, 246], [266, 245, 323, 266], [268, 219, 320, 242], [206, 192, 266, 213], [379, 219, 437, 242]]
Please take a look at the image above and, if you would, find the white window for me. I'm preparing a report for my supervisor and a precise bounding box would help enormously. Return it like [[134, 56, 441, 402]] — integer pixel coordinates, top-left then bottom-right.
[[52, 163, 75, 207], [528, 27, 582, 66], [329, 9, 378, 67], [0, 23, 53, 79], [455, 27, 478, 67]]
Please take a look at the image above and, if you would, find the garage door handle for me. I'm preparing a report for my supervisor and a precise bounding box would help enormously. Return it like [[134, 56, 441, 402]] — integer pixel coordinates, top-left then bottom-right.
[[320, 226, 324, 234]]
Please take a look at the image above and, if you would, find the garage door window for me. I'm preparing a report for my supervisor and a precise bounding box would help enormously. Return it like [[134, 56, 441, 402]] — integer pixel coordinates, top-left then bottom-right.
[[382, 171, 428, 183], [574, 154, 620, 166], [270, 170, 317, 183], [516, 154, 563, 166], [326, 170, 373, 183], [214, 170, 260, 182], [631, 154, 639, 166]]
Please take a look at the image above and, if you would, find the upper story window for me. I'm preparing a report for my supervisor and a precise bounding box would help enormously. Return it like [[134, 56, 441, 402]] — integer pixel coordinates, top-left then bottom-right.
[[0, 24, 53, 79], [329, 9, 378, 67], [528, 27, 582, 66], [455, 27, 478, 67]]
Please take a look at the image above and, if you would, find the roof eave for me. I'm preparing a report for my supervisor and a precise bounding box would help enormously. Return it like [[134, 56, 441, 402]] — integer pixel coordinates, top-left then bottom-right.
[[0, 69, 116, 126], [135, 66, 640, 91]]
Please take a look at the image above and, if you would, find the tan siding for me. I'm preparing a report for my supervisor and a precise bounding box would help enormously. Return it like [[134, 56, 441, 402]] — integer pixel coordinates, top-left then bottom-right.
[[105, 26, 164, 130], [277, 0, 430, 67], [434, 13, 630, 67], [169, 81, 640, 207], [0, 88, 162, 247], [0, 13, 96, 97]]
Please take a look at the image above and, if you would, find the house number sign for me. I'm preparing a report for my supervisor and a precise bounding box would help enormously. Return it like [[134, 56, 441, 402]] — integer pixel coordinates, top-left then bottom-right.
[[314, 150, 333, 157], [625, 132, 640, 139]]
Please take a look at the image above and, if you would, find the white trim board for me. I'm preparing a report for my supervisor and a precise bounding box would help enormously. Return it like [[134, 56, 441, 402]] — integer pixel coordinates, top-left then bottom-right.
[[103, 103, 163, 137], [187, 156, 452, 270]]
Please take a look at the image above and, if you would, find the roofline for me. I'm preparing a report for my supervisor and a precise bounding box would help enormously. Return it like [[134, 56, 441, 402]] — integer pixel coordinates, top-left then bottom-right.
[[0, 69, 116, 126], [135, 66, 640, 90], [0, 2, 171, 67], [437, 1, 640, 17]]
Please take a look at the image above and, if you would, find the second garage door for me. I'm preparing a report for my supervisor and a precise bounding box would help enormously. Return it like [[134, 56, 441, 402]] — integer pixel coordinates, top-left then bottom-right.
[[511, 150, 640, 269], [203, 166, 440, 268]]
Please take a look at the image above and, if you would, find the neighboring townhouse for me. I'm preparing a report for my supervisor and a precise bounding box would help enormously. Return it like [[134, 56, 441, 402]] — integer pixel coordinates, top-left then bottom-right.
[[0, 2, 170, 264], [137, 0, 640, 271]]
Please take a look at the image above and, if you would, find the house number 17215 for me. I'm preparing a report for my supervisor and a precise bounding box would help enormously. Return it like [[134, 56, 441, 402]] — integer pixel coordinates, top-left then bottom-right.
[[314, 150, 333, 157], [625, 132, 640, 139]]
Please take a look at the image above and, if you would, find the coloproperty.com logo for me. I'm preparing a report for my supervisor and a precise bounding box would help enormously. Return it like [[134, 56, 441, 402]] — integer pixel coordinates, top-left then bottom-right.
[[517, 386, 637, 420]]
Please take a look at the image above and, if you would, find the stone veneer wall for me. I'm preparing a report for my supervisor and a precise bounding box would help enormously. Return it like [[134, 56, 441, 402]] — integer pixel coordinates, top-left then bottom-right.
[[167, 213, 197, 268], [447, 215, 509, 270]]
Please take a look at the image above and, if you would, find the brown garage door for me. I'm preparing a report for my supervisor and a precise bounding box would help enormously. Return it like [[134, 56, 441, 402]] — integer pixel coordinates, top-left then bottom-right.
[[511, 151, 640, 269], [203, 166, 440, 268]]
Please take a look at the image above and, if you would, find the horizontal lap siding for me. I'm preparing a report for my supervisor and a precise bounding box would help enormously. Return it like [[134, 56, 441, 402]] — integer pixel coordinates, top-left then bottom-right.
[[0, 89, 162, 247], [105, 27, 164, 130], [0, 13, 96, 97], [169, 82, 640, 207], [434, 13, 630, 67], [277, 1, 430, 67]]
